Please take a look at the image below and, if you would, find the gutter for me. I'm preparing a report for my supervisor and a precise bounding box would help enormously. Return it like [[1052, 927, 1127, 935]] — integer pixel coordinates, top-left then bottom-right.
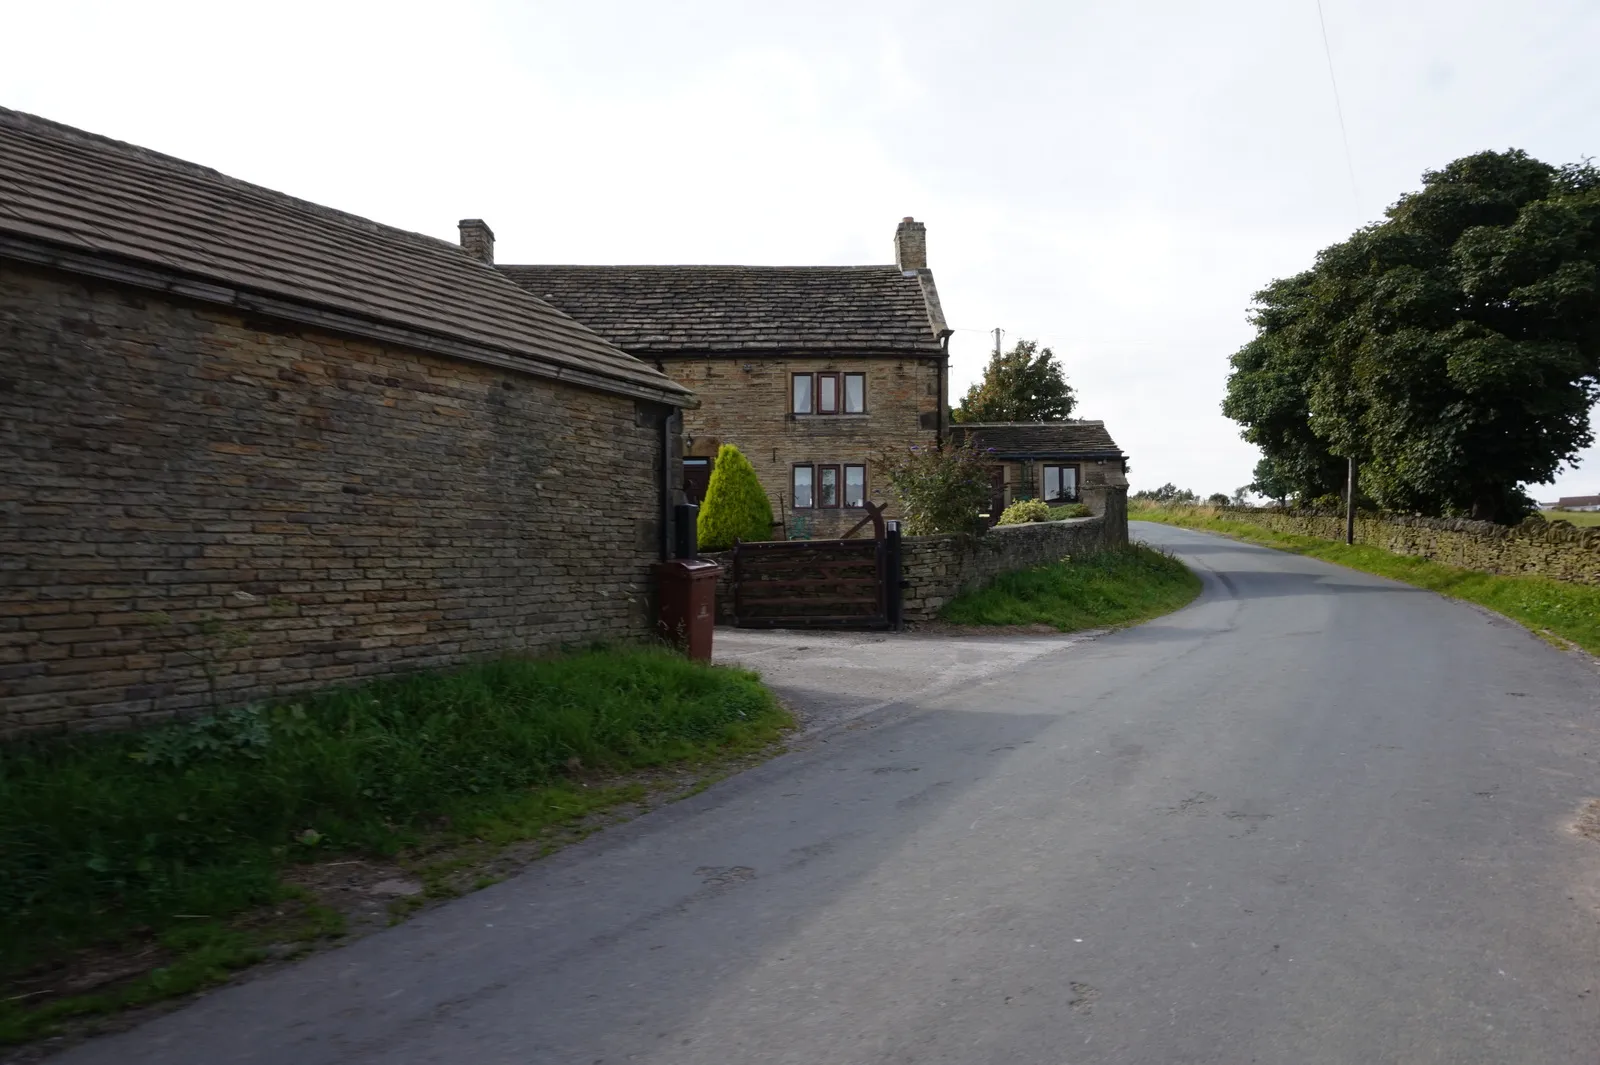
[[937, 329, 952, 447], [661, 410, 675, 560]]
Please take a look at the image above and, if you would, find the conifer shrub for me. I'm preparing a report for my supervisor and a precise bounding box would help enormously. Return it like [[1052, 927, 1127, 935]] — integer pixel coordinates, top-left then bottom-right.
[[696, 444, 774, 550]]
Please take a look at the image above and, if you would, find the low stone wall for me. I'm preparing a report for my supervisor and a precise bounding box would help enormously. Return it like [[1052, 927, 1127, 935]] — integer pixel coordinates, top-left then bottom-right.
[[1191, 508, 1600, 585], [900, 516, 1114, 623]]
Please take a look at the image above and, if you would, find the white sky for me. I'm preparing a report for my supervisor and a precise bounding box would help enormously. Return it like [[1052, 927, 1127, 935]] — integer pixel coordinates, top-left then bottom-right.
[[6, 0, 1598, 501]]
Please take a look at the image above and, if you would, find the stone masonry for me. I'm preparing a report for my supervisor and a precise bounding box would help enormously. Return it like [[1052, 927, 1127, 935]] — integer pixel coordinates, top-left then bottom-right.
[[0, 264, 674, 737], [899, 513, 1122, 623], [672, 355, 940, 539], [1194, 507, 1600, 585]]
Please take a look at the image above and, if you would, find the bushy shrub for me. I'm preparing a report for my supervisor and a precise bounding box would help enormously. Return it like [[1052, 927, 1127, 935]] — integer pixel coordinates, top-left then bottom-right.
[[696, 444, 774, 550], [1049, 503, 1092, 519], [998, 499, 1052, 525], [881, 440, 992, 536]]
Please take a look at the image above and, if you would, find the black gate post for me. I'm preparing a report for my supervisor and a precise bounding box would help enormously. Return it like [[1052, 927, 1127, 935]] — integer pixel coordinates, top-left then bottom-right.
[[885, 520, 904, 632]]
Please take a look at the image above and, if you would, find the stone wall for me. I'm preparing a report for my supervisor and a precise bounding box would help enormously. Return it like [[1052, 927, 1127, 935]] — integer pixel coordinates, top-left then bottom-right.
[[900, 516, 1114, 623], [1, 263, 673, 737], [1193, 507, 1600, 585], [666, 355, 940, 539]]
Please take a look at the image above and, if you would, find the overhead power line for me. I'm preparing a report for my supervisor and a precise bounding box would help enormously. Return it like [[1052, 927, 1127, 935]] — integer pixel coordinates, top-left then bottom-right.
[[1315, 0, 1361, 212]]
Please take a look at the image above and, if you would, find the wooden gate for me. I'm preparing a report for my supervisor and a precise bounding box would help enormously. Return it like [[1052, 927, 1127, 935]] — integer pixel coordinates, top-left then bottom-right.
[[731, 537, 889, 629], [730, 503, 898, 629]]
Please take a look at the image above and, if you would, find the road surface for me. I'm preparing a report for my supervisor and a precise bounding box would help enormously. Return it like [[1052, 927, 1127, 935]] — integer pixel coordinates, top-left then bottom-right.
[[55, 522, 1600, 1063]]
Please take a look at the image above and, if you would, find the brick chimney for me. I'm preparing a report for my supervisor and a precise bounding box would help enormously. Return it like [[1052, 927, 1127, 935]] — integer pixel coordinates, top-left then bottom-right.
[[458, 219, 495, 265], [894, 216, 926, 271]]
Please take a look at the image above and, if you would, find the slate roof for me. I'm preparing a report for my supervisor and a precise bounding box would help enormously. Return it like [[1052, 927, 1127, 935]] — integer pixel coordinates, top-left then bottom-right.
[[498, 264, 948, 355], [952, 421, 1125, 458], [0, 107, 690, 405], [1555, 495, 1600, 508]]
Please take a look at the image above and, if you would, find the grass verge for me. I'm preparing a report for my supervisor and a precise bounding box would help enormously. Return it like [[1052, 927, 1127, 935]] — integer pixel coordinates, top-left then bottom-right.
[[0, 647, 790, 1045], [1132, 506, 1600, 655], [940, 543, 1201, 631]]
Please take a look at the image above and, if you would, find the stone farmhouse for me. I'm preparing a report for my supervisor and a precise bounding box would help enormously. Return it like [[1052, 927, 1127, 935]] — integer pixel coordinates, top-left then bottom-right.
[[490, 218, 950, 540], [950, 421, 1130, 518], [0, 108, 695, 737]]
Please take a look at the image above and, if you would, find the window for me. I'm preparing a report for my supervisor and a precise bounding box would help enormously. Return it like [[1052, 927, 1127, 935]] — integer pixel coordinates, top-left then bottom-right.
[[818, 373, 839, 414], [844, 464, 866, 508], [843, 373, 865, 413], [792, 372, 866, 415], [1042, 464, 1078, 502], [792, 464, 814, 508], [818, 464, 840, 508], [792, 373, 814, 414]]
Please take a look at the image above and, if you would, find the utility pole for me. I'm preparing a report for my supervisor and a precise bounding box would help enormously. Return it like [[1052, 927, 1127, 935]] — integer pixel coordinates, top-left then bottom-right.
[[992, 327, 1003, 359], [1345, 456, 1357, 545]]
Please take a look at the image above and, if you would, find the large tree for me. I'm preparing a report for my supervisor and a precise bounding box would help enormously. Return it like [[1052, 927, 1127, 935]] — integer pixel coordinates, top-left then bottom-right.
[[953, 339, 1076, 423], [1224, 150, 1600, 523]]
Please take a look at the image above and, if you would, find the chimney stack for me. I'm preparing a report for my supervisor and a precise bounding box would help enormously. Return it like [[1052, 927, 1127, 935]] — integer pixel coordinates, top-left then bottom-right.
[[458, 218, 495, 265], [894, 216, 926, 271]]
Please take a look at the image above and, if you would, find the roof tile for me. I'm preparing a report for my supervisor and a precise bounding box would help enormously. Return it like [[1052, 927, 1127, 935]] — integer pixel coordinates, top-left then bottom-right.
[[0, 108, 689, 403], [953, 422, 1125, 457], [500, 264, 946, 355]]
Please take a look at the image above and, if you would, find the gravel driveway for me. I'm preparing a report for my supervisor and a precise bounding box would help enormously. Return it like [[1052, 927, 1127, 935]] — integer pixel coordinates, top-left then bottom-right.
[[713, 626, 1100, 734]]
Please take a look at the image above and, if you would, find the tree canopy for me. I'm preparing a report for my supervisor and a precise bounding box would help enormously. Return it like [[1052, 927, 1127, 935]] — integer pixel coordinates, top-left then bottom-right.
[[953, 339, 1077, 423], [1223, 150, 1600, 524]]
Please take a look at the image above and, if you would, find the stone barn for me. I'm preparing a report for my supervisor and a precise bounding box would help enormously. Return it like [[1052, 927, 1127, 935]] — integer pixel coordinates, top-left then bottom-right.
[[0, 108, 695, 737]]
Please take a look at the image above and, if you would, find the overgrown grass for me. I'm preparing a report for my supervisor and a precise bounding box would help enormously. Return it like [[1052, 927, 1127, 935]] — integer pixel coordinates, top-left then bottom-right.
[[940, 544, 1201, 631], [0, 647, 788, 1040], [1133, 506, 1600, 655]]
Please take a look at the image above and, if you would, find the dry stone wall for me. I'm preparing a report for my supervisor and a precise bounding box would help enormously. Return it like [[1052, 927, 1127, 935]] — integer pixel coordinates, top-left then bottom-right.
[[1203, 508, 1600, 585], [1, 264, 671, 738]]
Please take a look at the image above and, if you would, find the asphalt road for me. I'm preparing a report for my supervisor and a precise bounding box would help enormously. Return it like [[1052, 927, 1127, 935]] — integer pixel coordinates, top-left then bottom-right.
[[56, 522, 1600, 1064]]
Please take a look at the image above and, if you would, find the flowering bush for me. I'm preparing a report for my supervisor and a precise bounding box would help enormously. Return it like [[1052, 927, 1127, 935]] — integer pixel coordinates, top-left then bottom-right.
[[881, 440, 993, 536], [997, 499, 1052, 525]]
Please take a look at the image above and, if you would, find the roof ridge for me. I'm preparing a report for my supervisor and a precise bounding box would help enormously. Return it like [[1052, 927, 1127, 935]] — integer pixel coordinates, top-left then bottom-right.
[[0, 106, 468, 262], [958, 420, 1105, 426], [501, 263, 904, 272]]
